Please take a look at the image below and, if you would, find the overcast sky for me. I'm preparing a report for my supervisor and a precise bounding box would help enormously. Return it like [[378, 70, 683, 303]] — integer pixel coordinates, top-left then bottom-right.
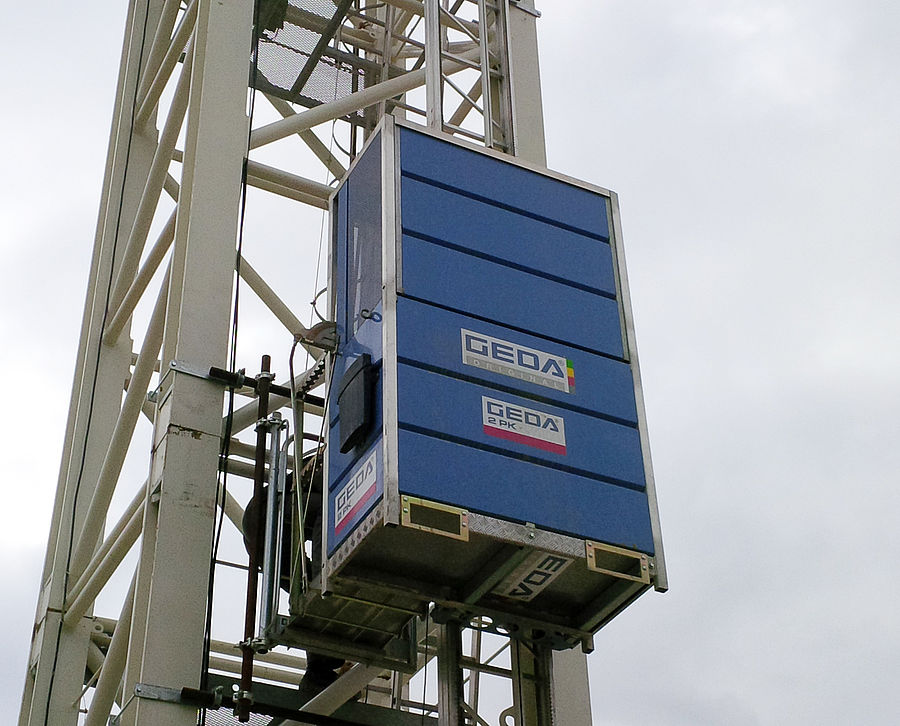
[[3, 1, 900, 724]]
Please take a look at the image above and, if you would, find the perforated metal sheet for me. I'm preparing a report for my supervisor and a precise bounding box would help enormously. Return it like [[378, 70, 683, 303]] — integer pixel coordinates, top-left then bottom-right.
[[255, 0, 367, 118], [203, 708, 272, 726]]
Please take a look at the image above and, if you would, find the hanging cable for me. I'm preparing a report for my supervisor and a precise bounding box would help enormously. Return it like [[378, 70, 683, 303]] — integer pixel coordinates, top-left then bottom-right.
[[310, 287, 329, 323], [302, 354, 335, 539], [291, 33, 344, 594], [308, 29, 345, 335], [287, 338, 309, 593]]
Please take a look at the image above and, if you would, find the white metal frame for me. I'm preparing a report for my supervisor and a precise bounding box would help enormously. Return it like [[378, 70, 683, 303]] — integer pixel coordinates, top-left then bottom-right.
[[19, 1, 596, 725]]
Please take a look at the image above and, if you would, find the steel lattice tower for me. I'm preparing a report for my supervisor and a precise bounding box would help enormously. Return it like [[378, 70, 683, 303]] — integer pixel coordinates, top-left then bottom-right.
[[18, 2, 655, 725]]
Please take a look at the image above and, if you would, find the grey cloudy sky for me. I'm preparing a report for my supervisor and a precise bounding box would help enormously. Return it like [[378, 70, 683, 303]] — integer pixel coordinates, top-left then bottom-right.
[[3, 1, 899, 724]]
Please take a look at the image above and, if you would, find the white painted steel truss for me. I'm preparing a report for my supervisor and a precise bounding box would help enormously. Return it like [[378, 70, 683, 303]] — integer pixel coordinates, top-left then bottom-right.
[[18, 1, 589, 725]]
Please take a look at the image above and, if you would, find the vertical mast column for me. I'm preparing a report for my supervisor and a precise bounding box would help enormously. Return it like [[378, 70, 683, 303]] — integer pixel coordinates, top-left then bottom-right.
[[18, 1, 163, 724], [506, 1, 591, 723], [506, 0, 546, 165], [125, 0, 253, 723]]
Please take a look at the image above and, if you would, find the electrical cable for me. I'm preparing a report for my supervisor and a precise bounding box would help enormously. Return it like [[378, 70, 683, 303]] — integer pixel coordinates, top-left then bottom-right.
[[303, 355, 335, 533], [290, 32, 344, 596], [309, 29, 345, 335], [287, 338, 308, 593], [329, 129, 353, 159], [41, 3, 152, 724], [310, 287, 329, 323]]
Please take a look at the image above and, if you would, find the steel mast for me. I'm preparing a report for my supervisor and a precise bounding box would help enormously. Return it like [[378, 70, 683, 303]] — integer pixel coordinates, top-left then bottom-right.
[[19, 1, 595, 725]]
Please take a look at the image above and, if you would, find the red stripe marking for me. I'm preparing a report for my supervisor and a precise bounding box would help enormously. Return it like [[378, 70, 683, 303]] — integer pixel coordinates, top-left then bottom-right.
[[483, 425, 567, 456], [335, 483, 377, 535]]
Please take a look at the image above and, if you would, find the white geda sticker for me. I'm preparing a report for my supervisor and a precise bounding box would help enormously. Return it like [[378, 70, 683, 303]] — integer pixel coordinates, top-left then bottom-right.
[[461, 329, 574, 393], [482, 396, 567, 455], [334, 450, 377, 535]]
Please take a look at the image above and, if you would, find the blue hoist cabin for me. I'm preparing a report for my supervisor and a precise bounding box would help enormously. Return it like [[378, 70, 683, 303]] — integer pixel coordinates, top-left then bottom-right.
[[272, 116, 666, 670]]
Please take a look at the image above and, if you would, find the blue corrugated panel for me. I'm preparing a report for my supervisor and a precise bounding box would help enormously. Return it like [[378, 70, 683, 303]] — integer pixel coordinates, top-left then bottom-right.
[[398, 127, 609, 240], [341, 135, 383, 337], [400, 176, 616, 296], [397, 430, 654, 554], [397, 363, 644, 489], [395, 297, 638, 425], [328, 135, 384, 553], [333, 184, 349, 343], [401, 235, 625, 358]]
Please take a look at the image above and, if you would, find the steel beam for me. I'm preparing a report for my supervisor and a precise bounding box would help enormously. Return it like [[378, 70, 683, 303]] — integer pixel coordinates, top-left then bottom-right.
[[424, 0, 443, 131], [83, 575, 137, 726], [301, 663, 386, 715], [126, 0, 255, 723], [104, 215, 175, 344], [505, 0, 545, 164], [264, 94, 347, 178], [135, 0, 198, 127], [18, 3, 161, 724], [109, 44, 192, 314], [25, 0, 601, 723], [550, 649, 593, 726], [436, 624, 464, 726], [64, 495, 144, 626], [135, 0, 182, 106], [250, 49, 480, 149], [68, 276, 168, 580]]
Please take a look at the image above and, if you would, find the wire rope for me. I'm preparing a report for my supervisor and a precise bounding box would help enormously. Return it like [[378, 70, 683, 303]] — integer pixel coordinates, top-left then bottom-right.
[[287, 24, 345, 599]]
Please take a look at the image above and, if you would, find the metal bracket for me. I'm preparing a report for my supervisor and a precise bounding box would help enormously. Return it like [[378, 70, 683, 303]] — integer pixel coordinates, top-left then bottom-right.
[[133, 682, 183, 704], [149, 479, 162, 504], [148, 359, 226, 403], [169, 358, 216, 381], [298, 320, 339, 353], [255, 410, 286, 433], [585, 540, 650, 584], [130, 682, 225, 709], [242, 635, 271, 654], [401, 496, 469, 541]]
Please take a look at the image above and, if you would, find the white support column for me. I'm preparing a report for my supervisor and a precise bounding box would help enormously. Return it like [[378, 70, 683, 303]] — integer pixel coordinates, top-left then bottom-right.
[[27, 1, 598, 724], [551, 649, 593, 726], [125, 0, 254, 723], [424, 0, 443, 130], [505, 3, 592, 720], [83, 575, 138, 726], [18, 2, 161, 724], [506, 0, 546, 165], [119, 480, 160, 726]]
